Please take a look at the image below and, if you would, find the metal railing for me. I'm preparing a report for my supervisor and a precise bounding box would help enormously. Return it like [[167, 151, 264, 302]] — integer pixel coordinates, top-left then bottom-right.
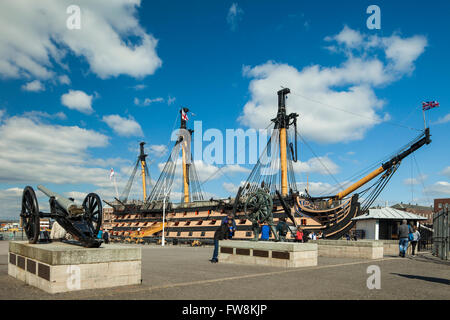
[[432, 208, 449, 260]]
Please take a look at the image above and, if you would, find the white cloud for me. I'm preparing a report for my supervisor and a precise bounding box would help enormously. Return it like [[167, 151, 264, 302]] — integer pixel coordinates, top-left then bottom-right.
[[134, 97, 164, 106], [58, 75, 71, 85], [148, 144, 168, 158], [292, 156, 339, 175], [325, 25, 363, 48], [0, 1, 162, 80], [22, 110, 67, 121], [61, 90, 94, 114], [0, 114, 110, 186], [423, 181, 450, 197], [434, 114, 450, 125], [403, 174, 427, 186], [227, 3, 244, 31], [102, 114, 143, 137], [222, 181, 245, 194], [239, 27, 427, 144], [441, 166, 450, 178], [297, 181, 335, 196], [21, 80, 44, 92]]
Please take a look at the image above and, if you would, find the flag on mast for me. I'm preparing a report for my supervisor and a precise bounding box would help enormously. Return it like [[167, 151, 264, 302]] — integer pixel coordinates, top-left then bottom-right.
[[181, 109, 189, 121], [422, 101, 439, 111], [110, 168, 115, 180]]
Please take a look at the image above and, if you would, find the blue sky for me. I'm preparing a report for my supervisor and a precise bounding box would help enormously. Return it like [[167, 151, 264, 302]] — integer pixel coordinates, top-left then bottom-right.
[[0, 0, 449, 218]]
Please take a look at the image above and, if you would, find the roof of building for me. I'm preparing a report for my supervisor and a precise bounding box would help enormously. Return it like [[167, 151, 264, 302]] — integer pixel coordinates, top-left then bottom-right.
[[352, 207, 428, 221], [391, 203, 433, 211]]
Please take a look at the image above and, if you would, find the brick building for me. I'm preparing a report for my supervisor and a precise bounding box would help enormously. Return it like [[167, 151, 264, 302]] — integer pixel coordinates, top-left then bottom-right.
[[391, 203, 434, 225], [434, 198, 450, 213]]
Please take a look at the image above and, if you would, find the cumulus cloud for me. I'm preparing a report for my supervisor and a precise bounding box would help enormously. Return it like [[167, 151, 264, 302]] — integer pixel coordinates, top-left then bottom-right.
[[227, 3, 244, 31], [293, 156, 339, 175], [21, 80, 44, 92], [423, 181, 450, 197], [239, 27, 427, 143], [102, 114, 143, 137], [61, 90, 94, 114], [0, 1, 162, 80], [58, 75, 71, 85], [148, 144, 168, 158]]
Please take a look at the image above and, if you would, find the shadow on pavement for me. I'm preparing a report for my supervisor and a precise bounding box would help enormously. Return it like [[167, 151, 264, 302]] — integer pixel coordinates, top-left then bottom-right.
[[391, 273, 450, 285]]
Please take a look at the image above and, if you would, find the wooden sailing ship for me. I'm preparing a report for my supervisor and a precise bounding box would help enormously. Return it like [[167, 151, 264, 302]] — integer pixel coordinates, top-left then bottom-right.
[[105, 88, 432, 243]]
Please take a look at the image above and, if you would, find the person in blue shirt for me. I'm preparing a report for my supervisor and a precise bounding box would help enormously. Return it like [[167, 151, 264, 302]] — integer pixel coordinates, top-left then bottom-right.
[[97, 228, 103, 240], [260, 224, 271, 241]]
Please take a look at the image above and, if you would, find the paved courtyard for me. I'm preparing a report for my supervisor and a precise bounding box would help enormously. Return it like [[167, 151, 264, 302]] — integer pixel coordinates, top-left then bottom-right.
[[0, 240, 448, 300]]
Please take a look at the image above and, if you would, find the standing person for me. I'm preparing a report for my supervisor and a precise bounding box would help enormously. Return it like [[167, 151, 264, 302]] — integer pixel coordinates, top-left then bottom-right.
[[260, 224, 271, 241], [410, 225, 420, 256], [221, 212, 237, 230], [397, 220, 410, 257], [97, 228, 103, 240], [295, 227, 304, 243], [276, 217, 289, 242], [102, 229, 110, 244], [210, 219, 234, 263]]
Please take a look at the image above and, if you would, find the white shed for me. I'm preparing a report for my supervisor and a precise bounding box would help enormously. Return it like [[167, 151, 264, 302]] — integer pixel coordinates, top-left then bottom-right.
[[352, 207, 427, 240]]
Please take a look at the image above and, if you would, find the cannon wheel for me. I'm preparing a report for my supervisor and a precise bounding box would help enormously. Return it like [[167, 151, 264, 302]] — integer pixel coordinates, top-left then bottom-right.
[[21, 186, 40, 244], [83, 193, 102, 237]]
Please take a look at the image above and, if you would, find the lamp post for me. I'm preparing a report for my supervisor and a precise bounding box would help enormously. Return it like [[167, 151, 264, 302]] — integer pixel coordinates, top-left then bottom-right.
[[162, 183, 172, 247]]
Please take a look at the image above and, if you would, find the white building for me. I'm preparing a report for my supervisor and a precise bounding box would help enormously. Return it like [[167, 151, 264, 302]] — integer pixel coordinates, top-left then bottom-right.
[[352, 207, 427, 240]]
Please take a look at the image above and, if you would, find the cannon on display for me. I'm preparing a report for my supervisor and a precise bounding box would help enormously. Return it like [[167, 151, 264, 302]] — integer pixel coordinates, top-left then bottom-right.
[[20, 185, 103, 248]]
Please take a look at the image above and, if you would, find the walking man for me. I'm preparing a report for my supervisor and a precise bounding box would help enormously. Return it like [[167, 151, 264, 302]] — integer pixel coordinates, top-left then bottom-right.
[[398, 220, 410, 257], [410, 225, 420, 256]]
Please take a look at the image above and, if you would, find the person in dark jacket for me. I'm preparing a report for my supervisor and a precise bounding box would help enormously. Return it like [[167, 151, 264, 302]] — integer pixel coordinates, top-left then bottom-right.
[[102, 229, 109, 244], [398, 220, 410, 257], [210, 218, 234, 263], [276, 217, 289, 242]]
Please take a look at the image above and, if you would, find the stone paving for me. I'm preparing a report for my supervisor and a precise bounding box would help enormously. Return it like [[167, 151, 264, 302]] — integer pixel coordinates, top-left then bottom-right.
[[0, 240, 448, 300]]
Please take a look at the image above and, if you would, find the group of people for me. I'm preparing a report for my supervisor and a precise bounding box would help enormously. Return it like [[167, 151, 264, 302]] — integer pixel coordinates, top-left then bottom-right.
[[210, 213, 326, 263], [294, 228, 323, 242], [398, 220, 420, 257], [97, 228, 110, 244]]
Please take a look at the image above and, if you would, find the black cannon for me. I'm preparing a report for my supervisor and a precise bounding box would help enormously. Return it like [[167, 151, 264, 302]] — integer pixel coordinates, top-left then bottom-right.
[[20, 185, 103, 248]]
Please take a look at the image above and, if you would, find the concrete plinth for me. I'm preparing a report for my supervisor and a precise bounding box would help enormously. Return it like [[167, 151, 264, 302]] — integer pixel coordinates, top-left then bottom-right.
[[8, 241, 141, 294], [219, 240, 317, 268], [314, 240, 383, 259]]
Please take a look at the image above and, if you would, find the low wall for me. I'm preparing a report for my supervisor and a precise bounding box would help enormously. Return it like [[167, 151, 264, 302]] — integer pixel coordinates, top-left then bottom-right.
[[219, 240, 317, 268], [8, 241, 141, 294], [313, 240, 384, 259]]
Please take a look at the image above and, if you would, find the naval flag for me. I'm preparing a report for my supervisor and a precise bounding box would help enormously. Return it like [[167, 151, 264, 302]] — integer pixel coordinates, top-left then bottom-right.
[[422, 101, 439, 111]]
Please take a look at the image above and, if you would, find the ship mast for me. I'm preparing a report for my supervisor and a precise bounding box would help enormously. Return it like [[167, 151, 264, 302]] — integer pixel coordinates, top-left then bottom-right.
[[275, 88, 298, 196], [180, 107, 191, 203], [139, 142, 148, 202]]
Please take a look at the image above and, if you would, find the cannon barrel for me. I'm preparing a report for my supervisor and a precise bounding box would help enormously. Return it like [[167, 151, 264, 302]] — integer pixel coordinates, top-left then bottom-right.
[[37, 185, 81, 214]]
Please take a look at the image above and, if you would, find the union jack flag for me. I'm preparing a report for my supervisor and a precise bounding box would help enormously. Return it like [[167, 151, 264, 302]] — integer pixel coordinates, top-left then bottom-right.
[[181, 109, 189, 121], [422, 101, 439, 111]]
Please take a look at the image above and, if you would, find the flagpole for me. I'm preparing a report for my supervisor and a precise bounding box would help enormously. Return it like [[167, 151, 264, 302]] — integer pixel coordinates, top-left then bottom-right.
[[422, 108, 427, 130], [113, 175, 119, 199]]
